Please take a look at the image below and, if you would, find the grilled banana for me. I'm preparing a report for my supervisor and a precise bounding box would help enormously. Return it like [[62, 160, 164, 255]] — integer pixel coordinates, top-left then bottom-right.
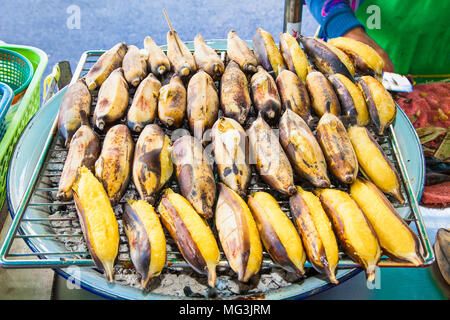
[[127, 73, 161, 132], [158, 75, 186, 128], [144, 36, 171, 76], [158, 188, 220, 287], [315, 188, 381, 281], [93, 68, 129, 131], [357, 75, 396, 135], [172, 135, 216, 219], [211, 117, 251, 198], [350, 178, 424, 265], [58, 79, 92, 148], [122, 45, 147, 87], [316, 113, 358, 184], [328, 37, 385, 79], [95, 124, 133, 205], [276, 69, 311, 121], [248, 191, 306, 276], [167, 30, 197, 78], [123, 199, 166, 288], [57, 113, 100, 201], [132, 124, 173, 205], [186, 70, 219, 141], [279, 33, 309, 83], [306, 71, 341, 117], [299, 36, 355, 80], [247, 114, 296, 195], [220, 60, 252, 124], [85, 42, 127, 91], [289, 186, 339, 284], [252, 28, 286, 77], [227, 30, 258, 73], [72, 166, 119, 282], [328, 73, 370, 126], [347, 126, 404, 203], [279, 109, 330, 188], [250, 66, 282, 122], [215, 183, 263, 282], [194, 34, 225, 80]]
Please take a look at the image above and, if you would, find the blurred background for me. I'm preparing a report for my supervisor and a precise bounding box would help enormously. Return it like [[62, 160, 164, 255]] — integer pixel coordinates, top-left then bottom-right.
[[0, 0, 319, 82]]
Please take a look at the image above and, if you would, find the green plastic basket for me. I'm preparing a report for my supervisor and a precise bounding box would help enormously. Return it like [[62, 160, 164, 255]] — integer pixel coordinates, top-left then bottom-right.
[[0, 48, 34, 105], [0, 44, 48, 207]]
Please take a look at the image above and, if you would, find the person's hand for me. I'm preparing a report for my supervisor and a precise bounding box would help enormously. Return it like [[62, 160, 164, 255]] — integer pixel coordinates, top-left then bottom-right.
[[343, 27, 395, 73]]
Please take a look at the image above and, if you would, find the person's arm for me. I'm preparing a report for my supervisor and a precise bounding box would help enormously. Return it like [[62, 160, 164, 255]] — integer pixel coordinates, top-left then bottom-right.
[[307, 0, 395, 72], [308, 0, 364, 39]]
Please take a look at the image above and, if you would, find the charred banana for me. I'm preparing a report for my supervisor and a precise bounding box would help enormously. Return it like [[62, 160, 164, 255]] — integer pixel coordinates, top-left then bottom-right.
[[123, 199, 166, 288], [357, 75, 396, 135], [85, 42, 127, 91], [93, 68, 129, 131], [186, 70, 219, 141], [158, 188, 220, 287], [328, 73, 370, 126], [144, 36, 171, 76], [72, 166, 120, 282], [248, 191, 306, 276], [315, 188, 381, 281], [316, 113, 358, 184], [172, 135, 216, 219], [132, 124, 173, 205], [211, 117, 251, 198], [279, 109, 330, 188], [194, 34, 225, 80], [328, 37, 385, 79], [227, 30, 258, 74], [306, 71, 341, 117], [250, 66, 282, 122], [299, 36, 355, 80], [247, 114, 296, 195], [276, 69, 311, 121], [57, 79, 92, 147], [350, 178, 424, 265], [95, 124, 133, 205], [279, 32, 309, 83], [252, 28, 286, 77], [122, 45, 148, 87], [289, 186, 339, 284], [57, 113, 100, 201], [167, 30, 197, 78], [127, 73, 161, 132], [158, 75, 186, 128], [347, 125, 404, 203], [220, 60, 252, 125], [215, 183, 263, 282]]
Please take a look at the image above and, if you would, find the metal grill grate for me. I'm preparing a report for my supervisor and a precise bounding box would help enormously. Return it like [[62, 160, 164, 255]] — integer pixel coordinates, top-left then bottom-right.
[[0, 49, 434, 280]]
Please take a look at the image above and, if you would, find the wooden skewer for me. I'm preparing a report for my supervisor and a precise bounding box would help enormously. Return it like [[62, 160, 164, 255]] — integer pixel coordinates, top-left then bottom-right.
[[163, 8, 183, 54]]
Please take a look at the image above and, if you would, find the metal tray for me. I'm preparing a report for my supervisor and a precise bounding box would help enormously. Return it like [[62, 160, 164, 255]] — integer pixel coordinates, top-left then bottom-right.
[[0, 40, 434, 299]]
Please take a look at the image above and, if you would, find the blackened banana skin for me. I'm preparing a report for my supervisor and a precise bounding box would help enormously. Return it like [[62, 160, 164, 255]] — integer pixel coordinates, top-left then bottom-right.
[[95, 124, 134, 205], [250, 66, 282, 122], [58, 79, 91, 148], [57, 112, 100, 201], [172, 135, 216, 219], [299, 36, 354, 81], [132, 124, 173, 205]]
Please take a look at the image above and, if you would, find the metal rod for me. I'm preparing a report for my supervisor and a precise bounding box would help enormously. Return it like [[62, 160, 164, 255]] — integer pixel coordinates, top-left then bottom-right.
[[283, 0, 304, 37]]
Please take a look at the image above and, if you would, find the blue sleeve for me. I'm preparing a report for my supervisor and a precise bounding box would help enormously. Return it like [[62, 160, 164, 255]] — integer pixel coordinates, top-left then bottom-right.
[[307, 0, 365, 39]]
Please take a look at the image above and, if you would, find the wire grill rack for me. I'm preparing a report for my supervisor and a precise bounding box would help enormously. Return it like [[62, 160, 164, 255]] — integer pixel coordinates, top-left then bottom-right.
[[0, 48, 434, 282]]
